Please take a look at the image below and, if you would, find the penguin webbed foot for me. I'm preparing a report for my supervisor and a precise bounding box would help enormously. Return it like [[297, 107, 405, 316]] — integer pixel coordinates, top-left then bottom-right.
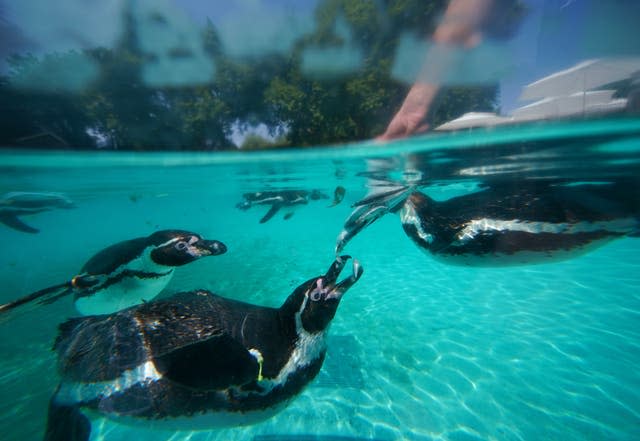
[[335, 186, 412, 253], [335, 204, 391, 254]]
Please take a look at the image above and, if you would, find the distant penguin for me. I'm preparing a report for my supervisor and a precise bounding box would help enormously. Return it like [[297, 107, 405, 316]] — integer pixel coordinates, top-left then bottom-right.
[[236, 189, 329, 223], [329, 186, 346, 207], [43, 256, 363, 440], [337, 181, 640, 265], [0, 192, 74, 233], [0, 230, 227, 317]]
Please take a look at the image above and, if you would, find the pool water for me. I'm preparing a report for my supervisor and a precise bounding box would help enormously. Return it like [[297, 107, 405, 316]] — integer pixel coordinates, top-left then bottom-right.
[[1, 119, 639, 441]]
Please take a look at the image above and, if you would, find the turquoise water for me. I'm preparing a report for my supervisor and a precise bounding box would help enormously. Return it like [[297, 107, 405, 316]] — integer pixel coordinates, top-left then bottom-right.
[[1, 119, 640, 441]]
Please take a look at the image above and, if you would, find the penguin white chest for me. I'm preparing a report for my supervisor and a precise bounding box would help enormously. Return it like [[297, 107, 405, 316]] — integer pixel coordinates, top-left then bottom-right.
[[74, 250, 175, 315]]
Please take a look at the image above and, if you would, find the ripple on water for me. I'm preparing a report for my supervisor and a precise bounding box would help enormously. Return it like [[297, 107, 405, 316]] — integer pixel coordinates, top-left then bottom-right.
[[2, 215, 639, 441]]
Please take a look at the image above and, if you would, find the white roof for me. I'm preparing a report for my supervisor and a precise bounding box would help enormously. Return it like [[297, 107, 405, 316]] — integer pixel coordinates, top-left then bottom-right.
[[519, 58, 640, 101], [434, 112, 514, 130], [513, 90, 626, 119], [435, 58, 637, 131]]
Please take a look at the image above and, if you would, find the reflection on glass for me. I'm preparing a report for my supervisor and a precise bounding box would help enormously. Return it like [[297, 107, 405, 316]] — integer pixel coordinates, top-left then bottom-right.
[[1, 0, 636, 150]]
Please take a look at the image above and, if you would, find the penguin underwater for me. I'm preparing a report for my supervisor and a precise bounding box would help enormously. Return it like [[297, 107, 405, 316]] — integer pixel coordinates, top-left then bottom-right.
[[236, 189, 329, 223], [336, 181, 640, 266], [0, 229, 227, 317], [44, 256, 363, 440], [0, 192, 75, 233]]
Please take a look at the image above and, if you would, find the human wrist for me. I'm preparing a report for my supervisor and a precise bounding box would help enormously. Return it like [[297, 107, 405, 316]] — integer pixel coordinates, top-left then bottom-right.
[[400, 83, 437, 117]]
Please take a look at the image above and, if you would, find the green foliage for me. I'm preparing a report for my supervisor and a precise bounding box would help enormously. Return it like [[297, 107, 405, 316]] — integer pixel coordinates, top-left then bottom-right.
[[240, 132, 287, 150], [0, 0, 501, 150]]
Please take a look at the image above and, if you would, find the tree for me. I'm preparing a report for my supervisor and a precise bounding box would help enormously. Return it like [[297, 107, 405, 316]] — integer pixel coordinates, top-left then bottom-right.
[[262, 0, 497, 147], [0, 0, 502, 150]]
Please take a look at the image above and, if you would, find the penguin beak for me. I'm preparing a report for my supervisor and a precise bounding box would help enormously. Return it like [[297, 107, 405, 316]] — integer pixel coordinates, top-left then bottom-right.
[[322, 255, 364, 300], [196, 240, 227, 256]]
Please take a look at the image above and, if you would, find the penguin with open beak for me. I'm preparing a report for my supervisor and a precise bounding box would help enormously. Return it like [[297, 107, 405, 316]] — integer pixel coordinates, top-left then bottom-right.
[[43, 256, 362, 439]]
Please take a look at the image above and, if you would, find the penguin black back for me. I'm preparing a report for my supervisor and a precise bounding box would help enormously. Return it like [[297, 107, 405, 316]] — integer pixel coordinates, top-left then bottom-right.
[[400, 182, 640, 265], [45, 256, 363, 438]]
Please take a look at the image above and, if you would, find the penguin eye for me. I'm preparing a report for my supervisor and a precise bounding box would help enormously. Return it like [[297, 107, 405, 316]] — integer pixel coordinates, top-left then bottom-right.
[[309, 290, 323, 301], [175, 241, 188, 251]]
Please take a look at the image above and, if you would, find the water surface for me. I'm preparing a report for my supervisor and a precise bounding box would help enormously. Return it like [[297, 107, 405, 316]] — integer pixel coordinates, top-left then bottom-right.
[[1, 119, 639, 441]]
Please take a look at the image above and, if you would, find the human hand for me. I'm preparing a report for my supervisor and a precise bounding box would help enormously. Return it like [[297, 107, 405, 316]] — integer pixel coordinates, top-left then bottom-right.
[[377, 82, 437, 141], [377, 110, 430, 141]]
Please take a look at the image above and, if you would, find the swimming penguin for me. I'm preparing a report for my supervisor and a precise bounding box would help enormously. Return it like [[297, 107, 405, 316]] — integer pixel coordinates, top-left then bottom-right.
[[0, 192, 75, 233], [236, 189, 329, 223], [338, 181, 640, 265], [328, 186, 346, 207], [43, 256, 363, 440], [0, 230, 227, 317]]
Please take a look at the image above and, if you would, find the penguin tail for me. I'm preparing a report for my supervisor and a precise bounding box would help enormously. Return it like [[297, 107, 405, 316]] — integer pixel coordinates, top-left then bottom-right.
[[44, 398, 91, 441], [0, 281, 73, 318]]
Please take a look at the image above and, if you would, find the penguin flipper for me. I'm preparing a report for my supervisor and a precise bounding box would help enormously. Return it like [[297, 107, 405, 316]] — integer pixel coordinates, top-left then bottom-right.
[[155, 333, 260, 390], [0, 281, 73, 317], [259, 204, 281, 223], [0, 213, 39, 233], [44, 399, 91, 441]]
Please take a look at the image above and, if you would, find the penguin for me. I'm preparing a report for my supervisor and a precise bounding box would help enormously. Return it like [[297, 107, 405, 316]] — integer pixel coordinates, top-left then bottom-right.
[[236, 189, 329, 223], [402, 182, 640, 265], [328, 186, 346, 207], [0, 192, 75, 233], [43, 256, 363, 440], [0, 230, 227, 317], [337, 181, 640, 265]]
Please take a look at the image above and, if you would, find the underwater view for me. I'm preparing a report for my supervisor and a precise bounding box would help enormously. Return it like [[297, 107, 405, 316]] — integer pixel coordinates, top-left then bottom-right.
[[2, 120, 640, 441], [1, 0, 640, 440]]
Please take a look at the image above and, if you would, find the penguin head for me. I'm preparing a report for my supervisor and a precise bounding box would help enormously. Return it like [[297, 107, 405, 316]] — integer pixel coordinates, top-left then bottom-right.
[[148, 230, 227, 266], [283, 256, 363, 334], [400, 192, 444, 253]]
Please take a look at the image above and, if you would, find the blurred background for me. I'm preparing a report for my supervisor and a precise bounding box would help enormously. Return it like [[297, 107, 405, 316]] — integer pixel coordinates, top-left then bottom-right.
[[0, 0, 639, 150]]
